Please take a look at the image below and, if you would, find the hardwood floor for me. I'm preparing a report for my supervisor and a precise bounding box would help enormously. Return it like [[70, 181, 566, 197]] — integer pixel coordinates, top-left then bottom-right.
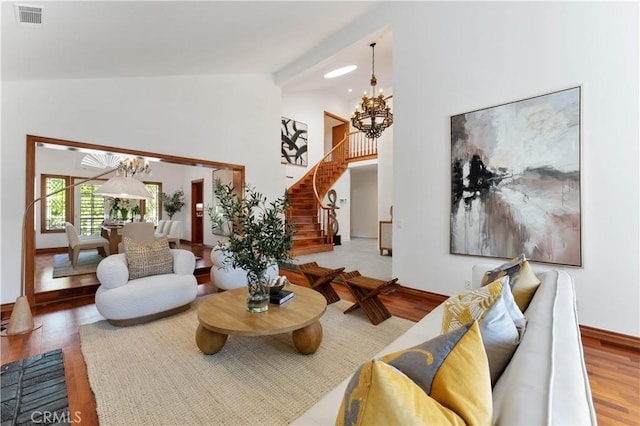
[[2, 252, 639, 425], [34, 244, 213, 294], [583, 342, 640, 424]]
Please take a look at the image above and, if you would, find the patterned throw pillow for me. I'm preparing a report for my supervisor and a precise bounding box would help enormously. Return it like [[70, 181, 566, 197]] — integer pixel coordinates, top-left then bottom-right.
[[336, 322, 492, 426], [124, 236, 173, 280], [481, 254, 541, 311], [442, 280, 503, 332], [442, 280, 523, 385]]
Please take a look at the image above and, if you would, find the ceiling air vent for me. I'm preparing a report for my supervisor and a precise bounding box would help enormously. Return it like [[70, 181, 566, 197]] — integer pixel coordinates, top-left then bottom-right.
[[15, 4, 43, 25]]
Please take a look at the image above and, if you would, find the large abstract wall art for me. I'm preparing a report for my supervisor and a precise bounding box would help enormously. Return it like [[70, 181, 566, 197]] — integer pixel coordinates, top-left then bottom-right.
[[281, 117, 308, 166], [450, 87, 581, 266]]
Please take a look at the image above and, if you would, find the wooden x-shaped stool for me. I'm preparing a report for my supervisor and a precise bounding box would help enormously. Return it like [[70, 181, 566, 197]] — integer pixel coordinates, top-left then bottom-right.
[[297, 262, 345, 304], [340, 271, 399, 325]]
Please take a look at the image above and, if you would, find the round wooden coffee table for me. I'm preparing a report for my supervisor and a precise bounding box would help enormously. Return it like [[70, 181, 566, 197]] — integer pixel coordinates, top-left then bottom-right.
[[195, 284, 327, 355]]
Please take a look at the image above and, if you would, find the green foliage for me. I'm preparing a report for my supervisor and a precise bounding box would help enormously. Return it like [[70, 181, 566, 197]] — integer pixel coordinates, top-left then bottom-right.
[[46, 177, 67, 230], [109, 197, 140, 220], [160, 189, 185, 219], [213, 180, 294, 282], [206, 203, 226, 236]]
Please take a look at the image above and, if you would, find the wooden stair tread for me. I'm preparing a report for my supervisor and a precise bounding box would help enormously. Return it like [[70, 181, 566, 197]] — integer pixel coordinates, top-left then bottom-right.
[[293, 235, 326, 240], [291, 244, 334, 256]]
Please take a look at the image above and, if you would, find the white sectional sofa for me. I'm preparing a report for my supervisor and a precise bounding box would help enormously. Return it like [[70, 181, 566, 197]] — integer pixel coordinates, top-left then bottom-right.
[[293, 263, 596, 425]]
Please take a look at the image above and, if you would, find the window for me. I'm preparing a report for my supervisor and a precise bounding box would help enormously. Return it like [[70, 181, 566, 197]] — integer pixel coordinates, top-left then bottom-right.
[[41, 175, 70, 233], [141, 183, 161, 225], [41, 175, 160, 235], [78, 181, 107, 236]]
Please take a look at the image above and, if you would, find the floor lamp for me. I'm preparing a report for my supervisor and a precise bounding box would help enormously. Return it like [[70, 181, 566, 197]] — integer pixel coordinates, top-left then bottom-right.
[[3, 162, 152, 336]]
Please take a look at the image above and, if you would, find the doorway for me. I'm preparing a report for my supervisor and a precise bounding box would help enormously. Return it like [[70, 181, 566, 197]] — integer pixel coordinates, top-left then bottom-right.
[[332, 122, 347, 150], [191, 179, 204, 244], [324, 111, 349, 157], [24, 135, 245, 307]]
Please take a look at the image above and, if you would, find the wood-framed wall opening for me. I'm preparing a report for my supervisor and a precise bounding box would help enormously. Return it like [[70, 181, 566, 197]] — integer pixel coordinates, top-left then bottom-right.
[[24, 135, 245, 306], [191, 179, 204, 244]]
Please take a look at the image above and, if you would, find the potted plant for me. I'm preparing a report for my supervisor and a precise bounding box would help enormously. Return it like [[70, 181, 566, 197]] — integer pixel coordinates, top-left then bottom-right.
[[160, 189, 185, 220], [213, 180, 294, 312], [108, 198, 140, 222]]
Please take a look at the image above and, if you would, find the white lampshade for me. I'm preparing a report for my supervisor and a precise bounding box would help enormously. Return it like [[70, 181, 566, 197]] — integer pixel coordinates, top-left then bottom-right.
[[94, 176, 153, 200]]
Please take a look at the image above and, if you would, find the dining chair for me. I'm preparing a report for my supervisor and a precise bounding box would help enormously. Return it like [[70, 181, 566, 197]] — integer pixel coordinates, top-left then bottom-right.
[[64, 222, 110, 267], [117, 222, 156, 252]]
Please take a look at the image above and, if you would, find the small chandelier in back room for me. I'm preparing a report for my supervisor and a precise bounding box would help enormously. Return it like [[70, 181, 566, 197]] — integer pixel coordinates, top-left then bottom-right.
[[351, 42, 393, 139]]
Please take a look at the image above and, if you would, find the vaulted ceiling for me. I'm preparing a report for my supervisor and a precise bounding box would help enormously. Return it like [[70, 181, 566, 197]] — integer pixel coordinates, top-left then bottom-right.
[[1, 1, 393, 100]]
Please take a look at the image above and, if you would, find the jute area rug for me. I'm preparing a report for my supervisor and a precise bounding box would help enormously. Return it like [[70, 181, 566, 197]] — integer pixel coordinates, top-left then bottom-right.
[[52, 251, 103, 278], [79, 297, 414, 425]]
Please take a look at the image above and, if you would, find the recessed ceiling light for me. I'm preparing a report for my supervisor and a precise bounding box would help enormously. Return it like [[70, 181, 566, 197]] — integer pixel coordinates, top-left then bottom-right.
[[324, 65, 357, 79]]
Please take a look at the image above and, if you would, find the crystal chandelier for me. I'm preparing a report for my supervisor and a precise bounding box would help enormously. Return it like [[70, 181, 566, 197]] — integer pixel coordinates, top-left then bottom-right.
[[351, 43, 393, 139], [117, 158, 152, 177]]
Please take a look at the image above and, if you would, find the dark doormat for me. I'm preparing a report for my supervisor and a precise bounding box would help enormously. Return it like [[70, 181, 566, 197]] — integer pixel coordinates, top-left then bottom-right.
[[1, 349, 70, 425]]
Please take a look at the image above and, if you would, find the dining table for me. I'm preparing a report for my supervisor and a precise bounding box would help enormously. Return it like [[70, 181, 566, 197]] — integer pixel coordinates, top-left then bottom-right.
[[101, 224, 124, 255]]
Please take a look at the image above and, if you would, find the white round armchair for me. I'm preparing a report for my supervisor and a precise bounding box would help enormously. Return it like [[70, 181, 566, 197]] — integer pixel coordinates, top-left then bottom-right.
[[210, 250, 279, 291], [96, 248, 198, 325]]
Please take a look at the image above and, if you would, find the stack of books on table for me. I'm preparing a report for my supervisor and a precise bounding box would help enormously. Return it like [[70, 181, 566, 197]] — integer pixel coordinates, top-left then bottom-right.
[[270, 289, 294, 305]]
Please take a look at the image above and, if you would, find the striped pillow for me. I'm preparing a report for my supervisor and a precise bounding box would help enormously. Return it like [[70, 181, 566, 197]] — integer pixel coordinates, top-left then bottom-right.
[[124, 236, 173, 280]]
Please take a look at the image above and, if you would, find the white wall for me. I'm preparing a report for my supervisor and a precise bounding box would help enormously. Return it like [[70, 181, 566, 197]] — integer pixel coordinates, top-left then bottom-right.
[[390, 2, 639, 336], [1, 73, 282, 303], [350, 167, 378, 238]]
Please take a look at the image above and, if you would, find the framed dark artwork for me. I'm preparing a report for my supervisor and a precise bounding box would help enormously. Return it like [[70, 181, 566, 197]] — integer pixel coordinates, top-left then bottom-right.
[[281, 117, 308, 166], [450, 86, 581, 266]]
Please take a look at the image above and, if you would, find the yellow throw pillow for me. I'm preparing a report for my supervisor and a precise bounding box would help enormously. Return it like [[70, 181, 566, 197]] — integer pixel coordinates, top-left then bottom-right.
[[481, 254, 541, 311], [442, 279, 522, 385], [442, 280, 503, 333], [336, 322, 492, 426], [124, 236, 173, 280]]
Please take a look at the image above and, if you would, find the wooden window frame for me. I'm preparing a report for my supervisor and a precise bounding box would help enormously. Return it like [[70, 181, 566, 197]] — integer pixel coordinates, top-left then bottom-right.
[[40, 174, 72, 234]]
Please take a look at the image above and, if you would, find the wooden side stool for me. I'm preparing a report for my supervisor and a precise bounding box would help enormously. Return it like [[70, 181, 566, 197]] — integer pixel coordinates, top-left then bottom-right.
[[340, 271, 399, 325], [297, 262, 345, 304]]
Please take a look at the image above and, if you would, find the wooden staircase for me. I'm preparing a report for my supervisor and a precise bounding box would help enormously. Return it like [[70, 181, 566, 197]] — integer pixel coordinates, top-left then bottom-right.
[[288, 130, 377, 256], [288, 166, 346, 255]]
